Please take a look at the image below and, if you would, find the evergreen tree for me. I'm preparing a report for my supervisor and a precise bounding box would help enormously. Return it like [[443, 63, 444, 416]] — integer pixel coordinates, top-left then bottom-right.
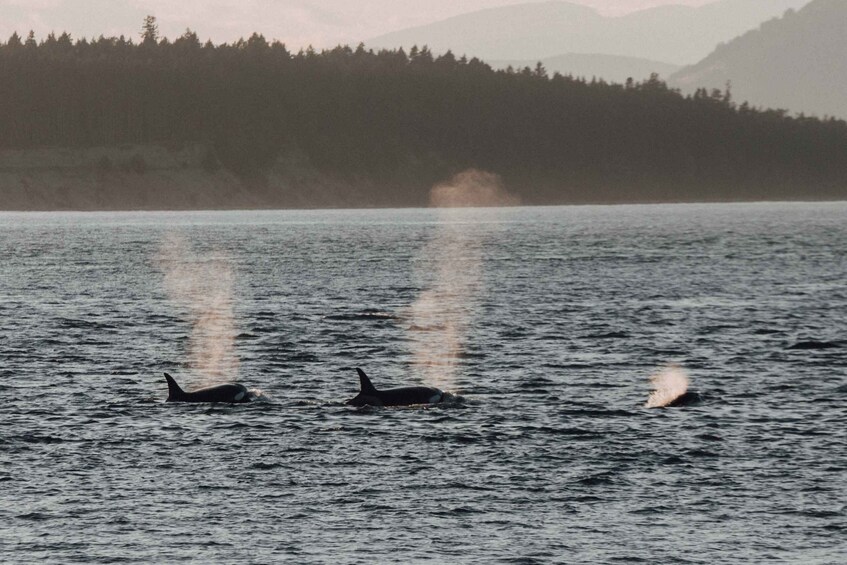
[[141, 15, 159, 46]]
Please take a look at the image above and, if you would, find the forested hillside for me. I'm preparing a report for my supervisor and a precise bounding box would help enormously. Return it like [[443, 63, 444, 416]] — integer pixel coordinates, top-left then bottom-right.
[[1, 23, 846, 209]]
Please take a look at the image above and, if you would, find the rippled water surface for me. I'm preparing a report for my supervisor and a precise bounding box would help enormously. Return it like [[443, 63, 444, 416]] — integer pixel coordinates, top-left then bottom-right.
[[1, 204, 845, 564]]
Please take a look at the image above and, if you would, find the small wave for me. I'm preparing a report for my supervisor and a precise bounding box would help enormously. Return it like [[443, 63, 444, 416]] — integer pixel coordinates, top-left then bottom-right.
[[782, 509, 843, 519], [56, 317, 118, 331], [577, 472, 615, 486], [438, 392, 466, 407], [534, 426, 601, 438], [436, 506, 485, 516], [571, 495, 603, 503], [252, 310, 278, 319], [501, 558, 550, 565], [17, 434, 64, 444], [518, 387, 551, 395], [295, 399, 336, 407], [535, 334, 571, 342], [699, 323, 740, 332], [501, 328, 530, 338], [583, 382, 626, 389], [560, 408, 634, 417], [443, 481, 496, 492], [251, 461, 285, 470], [247, 389, 269, 402], [542, 362, 592, 369], [629, 506, 669, 516], [788, 340, 844, 350], [649, 348, 688, 356], [585, 331, 630, 339], [518, 376, 554, 387], [287, 352, 320, 363], [17, 512, 53, 521], [687, 449, 719, 458], [323, 311, 401, 322]]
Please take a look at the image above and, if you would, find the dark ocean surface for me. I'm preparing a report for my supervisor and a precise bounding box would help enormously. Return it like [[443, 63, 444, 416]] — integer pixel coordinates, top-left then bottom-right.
[[0, 204, 845, 564]]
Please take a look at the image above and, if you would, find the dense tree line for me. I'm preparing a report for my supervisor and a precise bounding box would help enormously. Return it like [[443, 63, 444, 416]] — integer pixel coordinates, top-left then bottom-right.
[[1, 20, 845, 204]]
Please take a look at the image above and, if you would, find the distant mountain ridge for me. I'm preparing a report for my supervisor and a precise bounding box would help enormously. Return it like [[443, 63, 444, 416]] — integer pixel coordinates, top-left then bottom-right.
[[489, 53, 680, 82], [366, 0, 810, 66], [670, 0, 847, 119]]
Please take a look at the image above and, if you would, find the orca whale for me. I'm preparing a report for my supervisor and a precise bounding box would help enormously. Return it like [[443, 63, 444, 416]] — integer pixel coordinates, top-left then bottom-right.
[[164, 372, 252, 403], [665, 391, 703, 407], [346, 368, 444, 407]]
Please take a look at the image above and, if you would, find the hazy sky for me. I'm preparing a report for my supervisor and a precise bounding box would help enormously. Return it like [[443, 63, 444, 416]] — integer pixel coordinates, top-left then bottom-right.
[[0, 0, 720, 49]]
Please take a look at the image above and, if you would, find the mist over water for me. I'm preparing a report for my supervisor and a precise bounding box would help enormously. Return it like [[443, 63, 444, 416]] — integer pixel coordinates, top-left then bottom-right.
[[1, 203, 845, 564], [429, 169, 520, 209], [154, 233, 239, 387]]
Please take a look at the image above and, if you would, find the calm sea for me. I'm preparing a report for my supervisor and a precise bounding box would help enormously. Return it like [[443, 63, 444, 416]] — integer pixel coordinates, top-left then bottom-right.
[[1, 204, 845, 564]]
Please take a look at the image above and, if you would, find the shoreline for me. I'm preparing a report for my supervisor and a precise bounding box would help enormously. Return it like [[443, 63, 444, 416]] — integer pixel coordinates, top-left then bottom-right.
[[2, 200, 845, 215], [1, 144, 844, 212]]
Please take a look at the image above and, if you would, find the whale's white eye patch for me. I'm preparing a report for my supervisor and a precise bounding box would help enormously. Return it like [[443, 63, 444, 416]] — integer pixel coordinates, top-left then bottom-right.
[[429, 393, 442, 404], [234, 391, 245, 401]]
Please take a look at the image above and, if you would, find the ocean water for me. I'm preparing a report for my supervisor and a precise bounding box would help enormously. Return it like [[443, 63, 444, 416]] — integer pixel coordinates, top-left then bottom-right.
[[0, 203, 845, 564]]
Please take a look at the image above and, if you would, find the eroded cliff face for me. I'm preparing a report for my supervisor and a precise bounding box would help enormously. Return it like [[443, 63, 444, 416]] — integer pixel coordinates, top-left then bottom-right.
[[0, 145, 231, 210], [2, 142, 845, 211], [0, 144, 422, 211]]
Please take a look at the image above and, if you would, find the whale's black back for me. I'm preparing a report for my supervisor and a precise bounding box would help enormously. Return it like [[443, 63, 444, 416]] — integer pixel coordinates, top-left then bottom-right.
[[164, 373, 250, 403], [347, 368, 443, 407], [666, 391, 703, 407]]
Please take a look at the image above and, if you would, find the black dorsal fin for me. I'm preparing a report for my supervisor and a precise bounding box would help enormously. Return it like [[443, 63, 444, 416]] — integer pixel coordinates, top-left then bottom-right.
[[164, 372, 185, 401], [356, 368, 378, 394]]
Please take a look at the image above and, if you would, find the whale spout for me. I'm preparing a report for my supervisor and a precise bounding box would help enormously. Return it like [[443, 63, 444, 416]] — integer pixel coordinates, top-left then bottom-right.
[[646, 365, 698, 408]]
